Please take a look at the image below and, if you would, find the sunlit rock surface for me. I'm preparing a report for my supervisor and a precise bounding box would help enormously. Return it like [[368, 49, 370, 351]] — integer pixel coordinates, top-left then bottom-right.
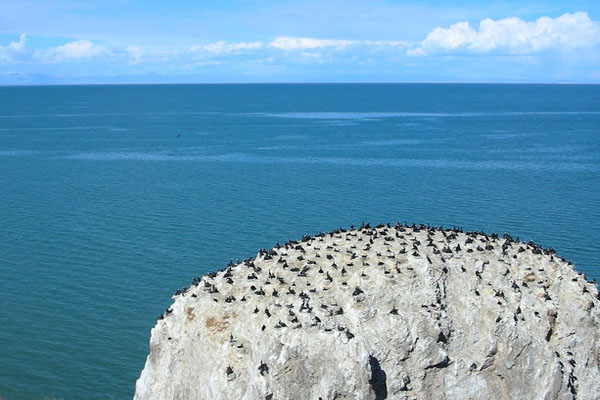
[[135, 223, 600, 400]]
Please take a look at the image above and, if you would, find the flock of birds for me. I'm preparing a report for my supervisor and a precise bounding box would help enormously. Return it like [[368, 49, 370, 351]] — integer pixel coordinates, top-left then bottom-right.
[[156, 222, 596, 381]]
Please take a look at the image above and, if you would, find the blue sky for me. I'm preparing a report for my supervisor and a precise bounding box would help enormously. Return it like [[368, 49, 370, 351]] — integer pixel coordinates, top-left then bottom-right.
[[1, 0, 599, 84]]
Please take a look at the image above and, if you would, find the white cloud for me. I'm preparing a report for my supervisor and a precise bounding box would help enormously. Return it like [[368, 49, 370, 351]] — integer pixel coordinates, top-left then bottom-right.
[[125, 46, 143, 64], [190, 41, 263, 55], [40, 40, 111, 62], [409, 12, 600, 56], [268, 37, 412, 52], [9, 33, 27, 51], [0, 33, 28, 62], [0, 34, 410, 67], [364, 40, 411, 48], [0, 35, 117, 64], [269, 37, 356, 50]]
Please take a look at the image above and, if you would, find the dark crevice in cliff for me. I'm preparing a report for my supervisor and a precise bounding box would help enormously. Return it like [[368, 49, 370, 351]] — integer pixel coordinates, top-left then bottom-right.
[[368, 355, 388, 400]]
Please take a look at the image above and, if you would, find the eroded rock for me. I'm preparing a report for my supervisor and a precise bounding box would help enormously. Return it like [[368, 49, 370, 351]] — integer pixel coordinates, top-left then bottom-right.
[[135, 223, 600, 400]]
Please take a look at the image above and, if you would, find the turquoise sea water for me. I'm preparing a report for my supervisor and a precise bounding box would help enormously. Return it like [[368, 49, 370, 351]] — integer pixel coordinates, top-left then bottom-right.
[[0, 84, 599, 399]]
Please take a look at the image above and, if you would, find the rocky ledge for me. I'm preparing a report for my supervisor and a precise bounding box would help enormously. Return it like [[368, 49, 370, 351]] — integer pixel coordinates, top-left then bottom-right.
[[135, 223, 600, 400]]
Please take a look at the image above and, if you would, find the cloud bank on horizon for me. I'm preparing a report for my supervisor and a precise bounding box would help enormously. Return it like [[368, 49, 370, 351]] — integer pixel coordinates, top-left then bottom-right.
[[1, 4, 599, 83]]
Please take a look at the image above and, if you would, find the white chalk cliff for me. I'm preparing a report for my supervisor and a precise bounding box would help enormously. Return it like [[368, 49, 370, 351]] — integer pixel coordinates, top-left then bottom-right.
[[135, 224, 600, 400]]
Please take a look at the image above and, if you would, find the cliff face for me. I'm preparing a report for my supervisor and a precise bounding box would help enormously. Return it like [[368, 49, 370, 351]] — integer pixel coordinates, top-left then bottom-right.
[[135, 224, 600, 400]]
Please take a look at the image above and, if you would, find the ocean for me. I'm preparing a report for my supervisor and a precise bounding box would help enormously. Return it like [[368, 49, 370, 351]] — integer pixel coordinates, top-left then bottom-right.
[[0, 83, 598, 399]]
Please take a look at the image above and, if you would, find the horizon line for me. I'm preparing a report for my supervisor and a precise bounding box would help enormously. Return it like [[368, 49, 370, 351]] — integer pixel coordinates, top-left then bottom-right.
[[1, 81, 600, 87]]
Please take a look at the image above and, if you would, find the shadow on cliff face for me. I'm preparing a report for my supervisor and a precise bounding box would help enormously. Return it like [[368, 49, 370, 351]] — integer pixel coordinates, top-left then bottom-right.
[[368, 356, 388, 399]]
